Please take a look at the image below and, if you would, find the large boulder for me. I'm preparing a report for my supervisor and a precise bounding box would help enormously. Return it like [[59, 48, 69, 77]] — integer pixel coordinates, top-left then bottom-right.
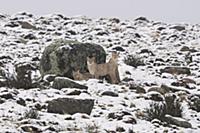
[[47, 97, 94, 115], [40, 39, 106, 79]]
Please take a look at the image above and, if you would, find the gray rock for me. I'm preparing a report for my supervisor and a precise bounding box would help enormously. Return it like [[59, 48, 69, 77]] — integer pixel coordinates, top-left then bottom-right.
[[21, 125, 42, 133], [165, 115, 192, 128], [148, 86, 170, 95], [40, 39, 106, 79], [160, 67, 191, 75], [52, 77, 88, 90], [170, 25, 185, 31], [18, 21, 37, 30], [161, 84, 190, 94], [47, 97, 94, 115], [101, 91, 119, 97], [147, 92, 164, 101], [0, 78, 7, 87], [0, 92, 14, 100], [122, 115, 137, 124], [13, 62, 36, 89]]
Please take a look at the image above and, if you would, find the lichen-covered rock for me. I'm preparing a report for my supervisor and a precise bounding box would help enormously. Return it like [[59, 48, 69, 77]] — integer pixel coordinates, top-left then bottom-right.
[[52, 76, 88, 90], [40, 39, 106, 79], [47, 97, 94, 115]]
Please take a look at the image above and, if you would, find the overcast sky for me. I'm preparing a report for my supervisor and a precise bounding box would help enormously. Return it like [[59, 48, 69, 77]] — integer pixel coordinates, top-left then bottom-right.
[[0, 0, 199, 23]]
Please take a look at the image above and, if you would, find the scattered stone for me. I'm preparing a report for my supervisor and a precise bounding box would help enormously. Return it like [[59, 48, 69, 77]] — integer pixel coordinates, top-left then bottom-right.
[[0, 78, 7, 87], [67, 90, 82, 95], [0, 92, 14, 100], [122, 115, 137, 124], [135, 17, 149, 23], [188, 94, 200, 112], [170, 25, 185, 31], [129, 84, 146, 93], [0, 98, 5, 104], [24, 33, 37, 40], [180, 46, 190, 52], [122, 77, 134, 82], [165, 115, 192, 128], [96, 31, 109, 36], [18, 21, 37, 30], [148, 86, 170, 95], [116, 126, 125, 132], [107, 111, 132, 120], [21, 125, 42, 132], [47, 97, 94, 115], [101, 91, 119, 97], [16, 98, 26, 106], [109, 18, 120, 23], [52, 77, 88, 90], [160, 67, 191, 75], [5, 21, 19, 28], [147, 92, 164, 101], [112, 46, 125, 52], [140, 49, 154, 56], [67, 30, 76, 35], [161, 84, 190, 94], [13, 62, 36, 89]]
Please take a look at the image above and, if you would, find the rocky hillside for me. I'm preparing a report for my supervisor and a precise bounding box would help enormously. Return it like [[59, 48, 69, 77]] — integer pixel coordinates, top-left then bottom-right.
[[0, 12, 200, 132]]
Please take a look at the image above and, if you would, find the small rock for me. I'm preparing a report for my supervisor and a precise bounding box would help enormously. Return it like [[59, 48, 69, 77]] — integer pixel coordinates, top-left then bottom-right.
[[21, 125, 42, 132], [170, 25, 185, 31], [108, 111, 132, 120], [122, 115, 137, 124], [135, 17, 149, 22], [5, 21, 19, 28], [24, 33, 37, 40], [148, 86, 170, 95], [16, 98, 26, 106], [116, 126, 125, 132], [129, 84, 146, 94], [122, 77, 134, 82], [0, 92, 14, 100], [112, 46, 125, 52], [160, 67, 191, 75], [52, 77, 88, 90], [147, 92, 164, 101], [67, 90, 82, 95], [101, 91, 119, 97], [18, 21, 37, 30], [0, 78, 7, 87], [13, 62, 36, 89], [180, 46, 190, 52], [165, 115, 192, 128], [0, 98, 5, 104]]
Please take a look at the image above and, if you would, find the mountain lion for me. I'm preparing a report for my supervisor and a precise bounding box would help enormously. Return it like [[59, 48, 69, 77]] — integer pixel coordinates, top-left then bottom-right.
[[87, 52, 120, 84]]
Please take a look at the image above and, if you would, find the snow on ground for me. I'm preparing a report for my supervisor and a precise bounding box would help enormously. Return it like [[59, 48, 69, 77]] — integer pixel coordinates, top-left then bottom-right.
[[0, 12, 200, 132]]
